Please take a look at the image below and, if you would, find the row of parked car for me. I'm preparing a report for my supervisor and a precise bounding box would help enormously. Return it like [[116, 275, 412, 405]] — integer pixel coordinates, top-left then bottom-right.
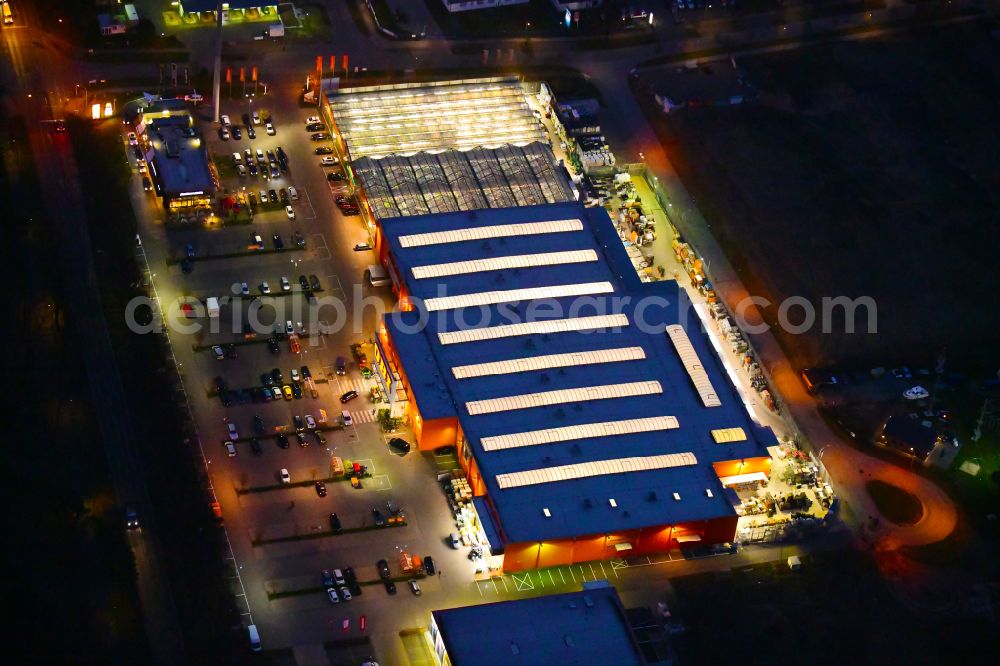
[[218, 112, 275, 141], [232, 146, 289, 179], [235, 273, 321, 296]]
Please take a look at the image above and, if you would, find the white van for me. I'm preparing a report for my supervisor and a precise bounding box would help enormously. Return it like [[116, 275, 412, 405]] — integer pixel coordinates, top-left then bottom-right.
[[247, 624, 261, 652], [366, 264, 391, 287]]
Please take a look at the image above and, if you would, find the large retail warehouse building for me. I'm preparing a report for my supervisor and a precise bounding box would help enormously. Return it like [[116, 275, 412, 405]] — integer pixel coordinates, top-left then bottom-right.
[[373, 202, 776, 572]]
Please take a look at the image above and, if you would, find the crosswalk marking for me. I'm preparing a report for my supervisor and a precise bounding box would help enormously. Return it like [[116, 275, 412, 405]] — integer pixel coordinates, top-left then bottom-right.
[[348, 408, 377, 424]]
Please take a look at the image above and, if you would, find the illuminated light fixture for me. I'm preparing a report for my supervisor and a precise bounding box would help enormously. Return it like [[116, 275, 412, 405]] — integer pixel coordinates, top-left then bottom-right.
[[466, 381, 662, 416], [673, 492, 682, 501], [608, 499, 617, 508], [104, 102, 113, 118], [453, 347, 645, 380], [425, 281, 614, 312], [496, 452, 698, 490], [91, 103, 102, 120], [480, 416, 678, 452], [705, 489, 714, 498], [542, 508, 551, 517], [413, 249, 597, 280]]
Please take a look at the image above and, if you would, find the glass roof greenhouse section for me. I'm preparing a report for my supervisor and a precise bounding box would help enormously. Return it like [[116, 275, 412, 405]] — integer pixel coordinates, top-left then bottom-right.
[[437, 152, 489, 211], [352, 157, 401, 219], [409, 153, 460, 214], [379, 155, 430, 217], [327, 77, 546, 158]]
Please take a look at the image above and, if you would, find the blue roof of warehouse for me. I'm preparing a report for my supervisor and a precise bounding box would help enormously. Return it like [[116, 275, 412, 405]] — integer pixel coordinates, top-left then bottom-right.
[[381, 203, 775, 543], [432, 583, 643, 666]]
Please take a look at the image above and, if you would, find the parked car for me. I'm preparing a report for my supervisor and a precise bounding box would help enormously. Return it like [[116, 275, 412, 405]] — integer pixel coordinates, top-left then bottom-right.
[[306, 122, 324, 132], [315, 146, 334, 154], [327, 588, 340, 604], [309, 274, 321, 290], [280, 468, 290, 483], [288, 186, 299, 201], [305, 414, 317, 429], [259, 281, 271, 294], [226, 422, 239, 439], [273, 233, 284, 249], [423, 556, 435, 576], [321, 570, 334, 587], [268, 337, 280, 354], [329, 512, 342, 532], [253, 415, 265, 434], [408, 579, 421, 596], [384, 580, 397, 595], [293, 414, 304, 431], [327, 171, 345, 181], [213, 345, 225, 360], [320, 156, 338, 166], [377, 559, 391, 580], [298, 275, 309, 290], [231, 125, 242, 140], [373, 509, 385, 527], [285, 205, 296, 220], [249, 438, 263, 456], [276, 432, 289, 449], [336, 356, 346, 375], [388, 438, 411, 455], [310, 132, 330, 141], [265, 120, 275, 135], [280, 276, 291, 292], [315, 481, 327, 497], [225, 441, 237, 457], [305, 116, 321, 125], [339, 587, 352, 601]]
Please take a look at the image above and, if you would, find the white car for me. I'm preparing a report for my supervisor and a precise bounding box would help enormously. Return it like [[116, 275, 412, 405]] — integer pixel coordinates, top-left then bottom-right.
[[285, 205, 296, 220], [260, 282, 271, 294], [227, 422, 239, 439], [290, 368, 301, 382], [220, 114, 231, 126], [287, 186, 299, 201], [240, 282, 250, 295], [265, 121, 275, 135], [305, 116, 321, 125], [320, 156, 338, 166], [342, 411, 353, 427], [327, 588, 340, 604], [281, 276, 291, 292], [232, 151, 243, 165], [255, 148, 265, 163], [237, 164, 247, 177], [304, 414, 316, 429], [339, 586, 352, 601], [252, 111, 260, 125], [280, 468, 290, 483], [225, 441, 238, 457], [128, 132, 138, 146], [285, 320, 294, 335]]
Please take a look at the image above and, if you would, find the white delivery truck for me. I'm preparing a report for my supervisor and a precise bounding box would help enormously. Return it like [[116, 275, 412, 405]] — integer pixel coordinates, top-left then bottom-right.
[[206, 297, 220, 318]]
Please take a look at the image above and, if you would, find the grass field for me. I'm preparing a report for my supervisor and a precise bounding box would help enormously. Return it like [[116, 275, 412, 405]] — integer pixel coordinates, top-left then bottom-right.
[[643, 21, 1000, 371], [670, 548, 994, 665]]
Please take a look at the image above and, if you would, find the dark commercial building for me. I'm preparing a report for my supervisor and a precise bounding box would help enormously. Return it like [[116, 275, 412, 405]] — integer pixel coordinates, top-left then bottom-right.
[[430, 582, 648, 665], [373, 201, 776, 571]]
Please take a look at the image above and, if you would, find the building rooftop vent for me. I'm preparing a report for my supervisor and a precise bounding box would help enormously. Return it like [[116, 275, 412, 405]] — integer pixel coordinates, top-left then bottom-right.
[[609, 498, 617, 508], [542, 507, 551, 517], [673, 492, 682, 501], [706, 489, 714, 498]]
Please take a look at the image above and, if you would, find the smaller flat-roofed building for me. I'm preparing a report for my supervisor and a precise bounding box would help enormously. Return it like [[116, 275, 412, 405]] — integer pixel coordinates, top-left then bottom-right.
[[440, 0, 529, 13], [144, 112, 215, 211], [430, 582, 647, 666], [178, 0, 278, 19]]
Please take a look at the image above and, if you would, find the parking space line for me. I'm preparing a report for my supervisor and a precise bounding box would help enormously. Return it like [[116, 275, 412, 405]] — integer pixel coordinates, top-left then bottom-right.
[[569, 566, 576, 582], [579, 565, 587, 582], [501, 576, 509, 592], [491, 579, 498, 594], [599, 562, 608, 579], [476, 582, 484, 597], [296, 186, 317, 220], [372, 474, 392, 490], [559, 568, 565, 584], [548, 569, 555, 586]]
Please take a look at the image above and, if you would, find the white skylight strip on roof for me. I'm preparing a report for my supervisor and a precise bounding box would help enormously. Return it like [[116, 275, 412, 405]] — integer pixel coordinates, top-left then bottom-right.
[[398, 219, 583, 248], [481, 416, 680, 451], [712, 427, 748, 443], [425, 282, 613, 313], [412, 250, 598, 280], [438, 314, 629, 346], [495, 452, 699, 490], [466, 381, 662, 416], [453, 346, 646, 380], [665, 325, 722, 407]]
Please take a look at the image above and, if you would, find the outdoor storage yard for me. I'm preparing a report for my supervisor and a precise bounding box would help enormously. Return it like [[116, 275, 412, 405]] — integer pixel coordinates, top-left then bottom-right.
[[639, 21, 1000, 370]]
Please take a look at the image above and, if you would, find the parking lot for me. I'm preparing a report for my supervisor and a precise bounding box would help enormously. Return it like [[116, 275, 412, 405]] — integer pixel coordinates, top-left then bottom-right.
[[124, 84, 511, 662]]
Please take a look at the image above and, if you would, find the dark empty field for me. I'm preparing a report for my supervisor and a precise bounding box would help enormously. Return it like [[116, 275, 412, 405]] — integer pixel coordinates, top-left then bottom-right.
[[643, 22, 1000, 371]]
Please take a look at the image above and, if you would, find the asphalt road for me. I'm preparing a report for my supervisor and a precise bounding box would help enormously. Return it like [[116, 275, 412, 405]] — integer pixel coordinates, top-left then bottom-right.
[[1, 9, 186, 666]]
